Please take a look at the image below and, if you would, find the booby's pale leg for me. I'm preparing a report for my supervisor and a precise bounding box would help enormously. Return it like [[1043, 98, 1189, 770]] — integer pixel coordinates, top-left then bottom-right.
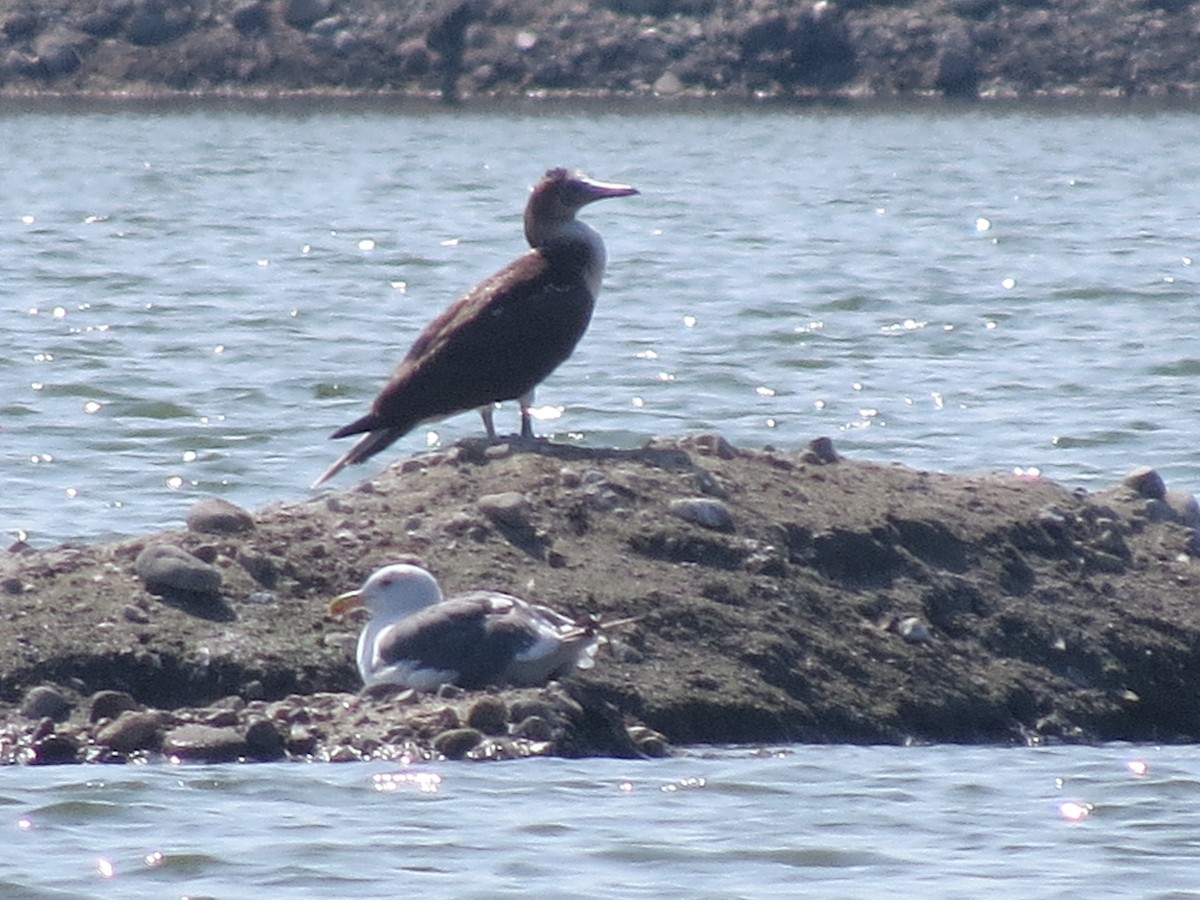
[[479, 405, 497, 439], [519, 389, 535, 439]]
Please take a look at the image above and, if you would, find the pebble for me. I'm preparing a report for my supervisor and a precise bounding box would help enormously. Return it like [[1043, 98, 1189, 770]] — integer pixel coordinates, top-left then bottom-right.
[[96, 710, 163, 753], [477, 491, 531, 528], [287, 725, 319, 756], [689, 433, 737, 459], [433, 727, 483, 759], [327, 744, 362, 763], [627, 724, 669, 757], [669, 497, 735, 532], [1124, 465, 1166, 500], [1165, 491, 1200, 528], [30, 733, 80, 765], [513, 715, 554, 741], [653, 70, 683, 94], [465, 696, 509, 735], [30, 716, 55, 743], [243, 717, 286, 760], [135, 543, 223, 596], [122, 604, 151, 624], [89, 689, 139, 723], [186, 497, 255, 535], [509, 698, 557, 722], [803, 436, 840, 465], [894, 616, 932, 644], [484, 443, 514, 460], [21, 685, 71, 721], [162, 724, 247, 763]]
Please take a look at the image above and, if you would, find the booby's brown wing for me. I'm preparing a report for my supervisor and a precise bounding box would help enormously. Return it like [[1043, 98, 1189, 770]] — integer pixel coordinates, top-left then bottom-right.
[[332, 239, 597, 440]]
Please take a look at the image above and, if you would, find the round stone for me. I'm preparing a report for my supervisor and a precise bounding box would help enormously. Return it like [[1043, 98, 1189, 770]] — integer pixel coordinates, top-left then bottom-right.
[[96, 711, 163, 754], [433, 727, 483, 760], [21, 685, 71, 722], [669, 497, 735, 532], [466, 696, 509, 735], [186, 498, 255, 535], [89, 689, 139, 723], [162, 724, 247, 763], [135, 544, 223, 596]]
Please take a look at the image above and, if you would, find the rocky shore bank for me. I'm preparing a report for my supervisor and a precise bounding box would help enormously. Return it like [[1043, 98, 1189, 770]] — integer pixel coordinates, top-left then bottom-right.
[[2, 0, 1200, 101], [3, 434, 1200, 765]]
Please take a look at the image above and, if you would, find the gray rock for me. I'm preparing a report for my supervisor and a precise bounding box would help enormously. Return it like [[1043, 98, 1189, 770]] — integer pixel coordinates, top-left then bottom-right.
[[135, 543, 222, 596], [627, 724, 669, 757], [122, 604, 151, 624], [30, 733, 80, 765], [1124, 466, 1167, 500], [935, 32, 979, 98], [125, 0, 193, 46], [282, 0, 332, 29], [77, 2, 128, 38], [669, 497, 735, 532], [888, 616, 933, 644], [21, 685, 71, 721], [243, 718, 286, 760], [2, 11, 38, 39], [803, 436, 840, 465], [96, 711, 163, 753], [186, 498, 255, 535], [509, 698, 557, 723], [1165, 491, 1200, 528], [231, 0, 271, 36], [89, 689, 139, 723], [433, 727, 483, 759], [477, 491, 531, 528], [287, 724, 318, 756], [466, 696, 509, 735], [1144, 499, 1176, 523], [33, 27, 92, 78], [512, 715, 554, 741], [162, 724, 247, 762], [690, 433, 737, 459]]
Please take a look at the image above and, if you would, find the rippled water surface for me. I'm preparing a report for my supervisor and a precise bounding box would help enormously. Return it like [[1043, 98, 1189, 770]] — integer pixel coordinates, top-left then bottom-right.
[[4, 102, 1200, 545], [4, 744, 1199, 898], [5, 102, 1200, 896]]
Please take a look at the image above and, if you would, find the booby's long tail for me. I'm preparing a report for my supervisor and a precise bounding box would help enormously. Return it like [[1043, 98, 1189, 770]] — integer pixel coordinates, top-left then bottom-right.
[[311, 426, 406, 489]]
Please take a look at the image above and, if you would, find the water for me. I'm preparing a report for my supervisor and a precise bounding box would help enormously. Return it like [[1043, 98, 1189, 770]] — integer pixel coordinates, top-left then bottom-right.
[[5, 102, 1200, 895], [4, 102, 1199, 547], [4, 744, 1198, 898]]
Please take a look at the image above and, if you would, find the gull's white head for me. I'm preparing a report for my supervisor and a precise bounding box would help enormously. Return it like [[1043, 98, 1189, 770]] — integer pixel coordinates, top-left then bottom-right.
[[329, 564, 444, 621]]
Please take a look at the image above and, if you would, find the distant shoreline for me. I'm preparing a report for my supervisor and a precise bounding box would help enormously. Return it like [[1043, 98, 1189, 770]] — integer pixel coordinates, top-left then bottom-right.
[[2, 89, 1198, 114], [3, 0, 1200, 104]]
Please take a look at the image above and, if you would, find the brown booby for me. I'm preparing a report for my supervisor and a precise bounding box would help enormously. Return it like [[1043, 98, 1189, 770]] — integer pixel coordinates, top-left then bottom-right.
[[329, 564, 604, 690], [313, 168, 638, 488]]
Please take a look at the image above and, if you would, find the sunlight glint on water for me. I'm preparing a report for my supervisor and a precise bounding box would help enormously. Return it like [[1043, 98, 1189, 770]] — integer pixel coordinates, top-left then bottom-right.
[[3, 745, 1200, 897], [3, 105, 1200, 546]]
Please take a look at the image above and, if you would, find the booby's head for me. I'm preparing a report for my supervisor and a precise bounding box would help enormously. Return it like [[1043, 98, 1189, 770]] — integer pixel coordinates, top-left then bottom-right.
[[329, 564, 444, 620], [524, 168, 638, 248]]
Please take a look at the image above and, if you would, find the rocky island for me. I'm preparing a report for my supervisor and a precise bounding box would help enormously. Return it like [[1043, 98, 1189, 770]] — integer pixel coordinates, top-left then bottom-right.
[[3, 434, 1200, 765]]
